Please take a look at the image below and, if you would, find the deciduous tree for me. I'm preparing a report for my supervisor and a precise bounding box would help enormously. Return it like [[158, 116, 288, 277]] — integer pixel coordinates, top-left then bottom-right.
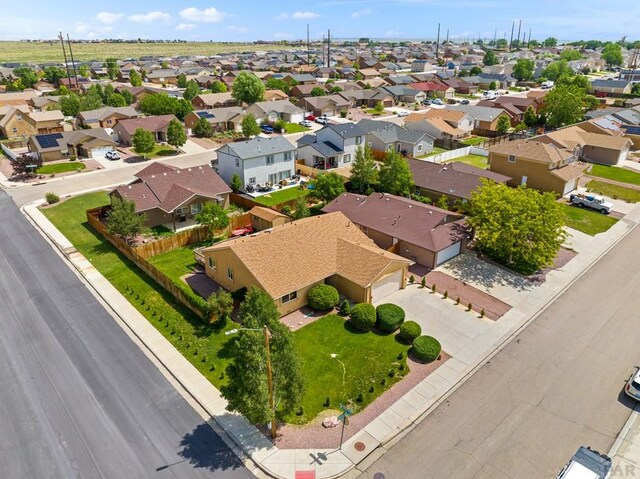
[[542, 60, 573, 81], [378, 150, 414, 197], [313, 172, 346, 203], [291, 196, 310, 219], [132, 128, 155, 158], [512, 59, 535, 81], [129, 70, 142, 87], [230, 173, 242, 192], [183, 79, 200, 101], [241, 113, 260, 137], [192, 117, 213, 138], [166, 119, 186, 149], [194, 202, 230, 235], [310, 87, 325, 97], [523, 106, 538, 127], [209, 80, 228, 93], [106, 197, 147, 240], [467, 180, 566, 275], [543, 83, 585, 128], [349, 144, 378, 193], [483, 50, 498, 66], [496, 115, 511, 133], [43, 66, 66, 84], [232, 71, 265, 104], [177, 73, 187, 88], [107, 93, 127, 107], [543, 37, 558, 48], [206, 290, 233, 324], [601, 42, 624, 67]]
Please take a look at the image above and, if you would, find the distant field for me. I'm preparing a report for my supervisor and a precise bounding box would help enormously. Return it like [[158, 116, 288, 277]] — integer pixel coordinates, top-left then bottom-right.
[[0, 41, 298, 63]]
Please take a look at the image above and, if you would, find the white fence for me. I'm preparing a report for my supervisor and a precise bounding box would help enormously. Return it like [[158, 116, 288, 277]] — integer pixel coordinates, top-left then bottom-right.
[[419, 145, 488, 164], [0, 143, 18, 161]]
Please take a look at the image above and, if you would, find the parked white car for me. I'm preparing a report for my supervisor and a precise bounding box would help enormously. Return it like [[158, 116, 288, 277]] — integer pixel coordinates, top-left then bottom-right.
[[299, 120, 312, 127], [625, 368, 640, 400], [105, 150, 121, 161], [397, 110, 410, 117]]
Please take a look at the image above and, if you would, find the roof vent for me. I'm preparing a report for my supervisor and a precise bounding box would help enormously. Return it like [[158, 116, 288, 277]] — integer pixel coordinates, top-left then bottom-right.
[[151, 174, 155, 178], [163, 172, 167, 175], [429, 210, 432, 214]]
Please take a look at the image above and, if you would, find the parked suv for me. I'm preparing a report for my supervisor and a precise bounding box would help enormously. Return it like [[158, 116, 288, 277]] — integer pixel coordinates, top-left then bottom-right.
[[556, 446, 612, 479]]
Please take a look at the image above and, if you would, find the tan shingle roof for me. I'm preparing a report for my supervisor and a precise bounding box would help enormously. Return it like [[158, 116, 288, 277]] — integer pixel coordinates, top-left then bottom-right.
[[204, 212, 411, 298], [249, 206, 288, 222], [489, 139, 572, 164]]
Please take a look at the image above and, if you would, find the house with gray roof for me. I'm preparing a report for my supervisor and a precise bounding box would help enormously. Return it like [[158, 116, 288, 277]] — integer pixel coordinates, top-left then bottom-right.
[[77, 106, 139, 129], [611, 107, 640, 126], [590, 79, 632, 95], [246, 99, 305, 124], [296, 122, 366, 171], [357, 119, 434, 158], [381, 85, 426, 104], [216, 136, 296, 190]]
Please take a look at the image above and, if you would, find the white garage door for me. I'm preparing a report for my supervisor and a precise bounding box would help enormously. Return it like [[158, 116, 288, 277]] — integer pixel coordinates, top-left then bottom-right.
[[371, 269, 402, 303], [91, 146, 114, 158], [436, 241, 461, 266], [562, 179, 576, 197], [289, 113, 304, 124]]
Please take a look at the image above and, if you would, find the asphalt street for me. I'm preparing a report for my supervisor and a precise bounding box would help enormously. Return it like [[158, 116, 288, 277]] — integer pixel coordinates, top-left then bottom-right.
[[360, 222, 640, 479], [0, 189, 254, 479]]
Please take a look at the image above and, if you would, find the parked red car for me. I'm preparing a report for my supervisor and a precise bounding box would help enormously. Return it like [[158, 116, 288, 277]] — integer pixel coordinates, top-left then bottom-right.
[[305, 114, 316, 121]]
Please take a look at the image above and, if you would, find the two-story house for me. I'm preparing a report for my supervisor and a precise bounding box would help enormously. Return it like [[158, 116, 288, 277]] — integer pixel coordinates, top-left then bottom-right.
[[449, 105, 513, 135], [405, 109, 474, 140], [357, 119, 434, 158], [488, 139, 590, 196], [215, 135, 296, 190], [296, 123, 366, 171], [0, 105, 33, 138]]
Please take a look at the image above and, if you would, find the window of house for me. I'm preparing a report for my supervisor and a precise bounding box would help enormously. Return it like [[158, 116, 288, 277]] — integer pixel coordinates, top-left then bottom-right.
[[284, 151, 292, 161], [249, 177, 256, 184], [190, 203, 202, 214], [227, 267, 234, 281], [107, 119, 112, 125], [266, 155, 274, 164], [61, 149, 70, 157], [12, 127, 18, 133], [417, 144, 423, 152], [507, 155, 516, 163], [360, 225, 368, 234], [367, 141, 372, 147], [281, 291, 298, 303], [208, 257, 216, 270], [356, 136, 362, 145], [387, 144, 394, 151], [279, 170, 291, 180], [343, 154, 351, 163], [16, 115, 22, 120], [176, 206, 189, 215], [235, 158, 240, 167]]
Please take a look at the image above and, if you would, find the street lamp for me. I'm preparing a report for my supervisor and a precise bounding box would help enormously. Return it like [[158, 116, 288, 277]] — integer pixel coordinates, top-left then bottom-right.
[[225, 325, 276, 438]]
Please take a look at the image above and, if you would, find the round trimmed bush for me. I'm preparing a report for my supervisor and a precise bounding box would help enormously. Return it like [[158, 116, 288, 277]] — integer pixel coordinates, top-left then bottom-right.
[[376, 303, 405, 332], [307, 284, 339, 311], [411, 336, 441, 363], [399, 321, 421, 344], [350, 303, 376, 331]]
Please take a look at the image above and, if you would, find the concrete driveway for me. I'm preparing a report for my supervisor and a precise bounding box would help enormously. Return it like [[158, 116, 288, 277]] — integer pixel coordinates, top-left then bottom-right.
[[377, 285, 493, 358], [180, 139, 208, 155]]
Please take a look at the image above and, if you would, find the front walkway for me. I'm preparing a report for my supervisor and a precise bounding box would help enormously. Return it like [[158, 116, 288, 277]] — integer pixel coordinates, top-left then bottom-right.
[[180, 139, 208, 155]]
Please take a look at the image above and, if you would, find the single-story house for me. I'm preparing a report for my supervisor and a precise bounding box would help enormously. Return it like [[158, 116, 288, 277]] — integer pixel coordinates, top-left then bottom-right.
[[113, 114, 179, 146], [246, 99, 305, 124], [184, 107, 245, 134], [110, 162, 231, 231], [405, 109, 474, 140], [27, 129, 117, 162], [78, 106, 139, 129], [191, 92, 238, 109], [449, 105, 513, 135], [146, 69, 179, 85], [289, 84, 328, 99], [201, 211, 412, 316], [381, 86, 426, 104], [263, 89, 290, 102], [537, 127, 632, 166], [248, 206, 290, 231], [409, 158, 511, 204], [336, 89, 394, 108], [323, 193, 469, 269], [357, 119, 434, 158], [408, 81, 455, 99], [296, 95, 351, 118], [590, 79, 632, 96]]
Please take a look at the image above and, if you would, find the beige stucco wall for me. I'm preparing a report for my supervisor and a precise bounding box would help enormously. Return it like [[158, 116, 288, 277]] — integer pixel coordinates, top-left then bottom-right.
[[203, 248, 257, 299], [489, 152, 567, 194], [397, 240, 436, 269], [581, 145, 627, 166], [275, 280, 323, 316], [326, 274, 368, 304], [1, 115, 34, 138]]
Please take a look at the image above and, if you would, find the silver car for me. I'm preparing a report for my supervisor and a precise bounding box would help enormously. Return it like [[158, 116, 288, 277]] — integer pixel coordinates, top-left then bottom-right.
[[625, 368, 640, 400], [105, 150, 121, 161]]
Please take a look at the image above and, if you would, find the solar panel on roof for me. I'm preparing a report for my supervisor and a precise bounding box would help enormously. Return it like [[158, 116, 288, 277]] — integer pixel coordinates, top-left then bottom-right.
[[36, 133, 63, 149], [624, 126, 640, 135]]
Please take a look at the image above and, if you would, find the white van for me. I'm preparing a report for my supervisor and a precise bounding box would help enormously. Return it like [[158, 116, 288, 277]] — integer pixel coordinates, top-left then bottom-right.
[[556, 447, 612, 479]]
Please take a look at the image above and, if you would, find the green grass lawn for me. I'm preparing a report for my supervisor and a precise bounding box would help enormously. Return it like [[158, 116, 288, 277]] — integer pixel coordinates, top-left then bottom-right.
[[289, 314, 410, 424], [587, 180, 640, 203], [364, 109, 385, 116], [446, 154, 489, 169], [151, 145, 178, 158], [148, 247, 200, 284], [460, 136, 489, 146], [42, 192, 236, 389], [37, 161, 86, 174], [283, 123, 310, 134], [419, 146, 448, 158], [590, 164, 640, 186], [561, 203, 619, 235], [253, 186, 309, 207]]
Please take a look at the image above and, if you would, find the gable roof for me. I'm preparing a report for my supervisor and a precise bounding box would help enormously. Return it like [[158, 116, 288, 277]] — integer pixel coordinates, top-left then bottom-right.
[[193, 92, 235, 106], [114, 114, 177, 134], [112, 162, 230, 214], [322, 193, 468, 252], [448, 104, 510, 122], [203, 211, 411, 298], [249, 206, 289, 222], [78, 106, 138, 123], [29, 129, 116, 152], [326, 122, 365, 139], [409, 159, 510, 199], [217, 135, 295, 159], [357, 119, 431, 144], [249, 99, 304, 115]]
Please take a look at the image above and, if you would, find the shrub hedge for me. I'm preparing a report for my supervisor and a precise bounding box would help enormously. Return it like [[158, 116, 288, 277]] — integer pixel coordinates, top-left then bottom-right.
[[399, 321, 422, 343], [376, 303, 405, 332], [411, 335, 441, 363], [350, 303, 376, 331], [307, 284, 340, 310]]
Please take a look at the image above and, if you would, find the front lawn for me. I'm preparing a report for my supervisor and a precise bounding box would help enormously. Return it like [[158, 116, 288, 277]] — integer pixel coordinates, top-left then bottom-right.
[[587, 180, 640, 203], [447, 154, 488, 169], [283, 123, 310, 134], [136, 144, 178, 158], [561, 203, 619, 236], [460, 136, 488, 146], [290, 314, 410, 424], [42, 192, 235, 389], [37, 161, 86, 174], [253, 186, 309, 207], [590, 164, 640, 186], [364, 109, 386, 116]]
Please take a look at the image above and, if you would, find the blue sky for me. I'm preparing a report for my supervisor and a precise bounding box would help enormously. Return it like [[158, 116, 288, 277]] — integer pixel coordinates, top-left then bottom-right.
[[0, 0, 636, 42]]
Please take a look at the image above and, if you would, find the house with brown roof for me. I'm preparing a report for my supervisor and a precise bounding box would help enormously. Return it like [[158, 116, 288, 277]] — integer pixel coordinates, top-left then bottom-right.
[[405, 109, 474, 140], [297, 95, 351, 118], [488, 139, 590, 196], [24, 110, 66, 135], [263, 89, 290, 102], [110, 162, 231, 231], [191, 92, 238, 109], [113, 115, 179, 146], [0, 90, 39, 108], [322, 193, 468, 269], [289, 84, 328, 100], [184, 107, 245, 134], [77, 106, 139, 129], [27, 129, 117, 162], [408, 81, 455, 100], [537, 127, 632, 166], [201, 211, 412, 316], [409, 158, 511, 205]]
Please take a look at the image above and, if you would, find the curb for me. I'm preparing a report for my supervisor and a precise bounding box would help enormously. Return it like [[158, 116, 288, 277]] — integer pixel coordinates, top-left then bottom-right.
[[609, 404, 640, 458]]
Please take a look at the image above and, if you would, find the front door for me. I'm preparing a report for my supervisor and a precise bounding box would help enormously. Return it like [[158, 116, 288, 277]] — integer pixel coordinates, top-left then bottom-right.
[[521, 175, 528, 185]]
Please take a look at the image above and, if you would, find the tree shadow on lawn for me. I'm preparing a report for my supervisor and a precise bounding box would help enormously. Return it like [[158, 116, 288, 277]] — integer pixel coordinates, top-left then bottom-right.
[[176, 422, 248, 474]]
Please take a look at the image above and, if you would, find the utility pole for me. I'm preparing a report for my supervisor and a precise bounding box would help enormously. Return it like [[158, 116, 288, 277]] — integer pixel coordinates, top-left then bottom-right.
[[516, 20, 522, 49], [446, 29, 449, 46], [322, 34, 325, 66], [306, 24, 310, 65], [58, 32, 72, 87], [435, 23, 440, 59], [66, 34, 79, 88], [509, 20, 515, 51], [629, 46, 640, 83], [528, 29, 532, 48], [327, 29, 331, 68], [263, 326, 276, 439], [493, 28, 497, 45]]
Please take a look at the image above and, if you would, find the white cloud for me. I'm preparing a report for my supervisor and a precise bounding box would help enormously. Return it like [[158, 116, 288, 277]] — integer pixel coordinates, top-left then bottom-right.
[[351, 8, 372, 18], [385, 30, 403, 37], [176, 23, 197, 31], [228, 26, 249, 34], [179, 7, 227, 23], [274, 32, 293, 39], [292, 11, 321, 19], [96, 12, 124, 24], [128, 11, 171, 23]]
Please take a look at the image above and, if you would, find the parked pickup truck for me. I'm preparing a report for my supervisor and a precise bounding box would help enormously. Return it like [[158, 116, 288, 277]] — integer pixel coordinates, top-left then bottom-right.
[[556, 446, 611, 479], [569, 193, 613, 214]]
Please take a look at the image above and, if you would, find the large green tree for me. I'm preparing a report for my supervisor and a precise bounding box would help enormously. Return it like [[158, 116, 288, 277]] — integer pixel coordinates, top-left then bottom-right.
[[601, 42, 624, 67], [512, 59, 535, 81], [132, 128, 155, 158], [378, 150, 414, 197], [60, 94, 81, 116], [106, 197, 147, 240], [232, 71, 265, 104], [192, 117, 213, 138], [177, 73, 187, 89], [14, 67, 38, 88], [107, 93, 127, 107], [265, 78, 290, 94], [310, 87, 326, 97], [541, 60, 573, 81], [138, 93, 191, 120], [543, 37, 558, 48], [241, 113, 260, 137], [129, 70, 142, 87], [210, 80, 228, 93], [559, 49, 583, 61], [43, 66, 66, 84], [104, 58, 119, 80], [467, 180, 567, 275], [221, 287, 304, 433], [543, 83, 585, 128], [313, 172, 346, 203], [496, 115, 511, 133], [349, 144, 378, 193], [194, 202, 230, 235], [523, 106, 538, 127], [166, 119, 187, 149], [183, 79, 200, 101], [483, 49, 498, 66]]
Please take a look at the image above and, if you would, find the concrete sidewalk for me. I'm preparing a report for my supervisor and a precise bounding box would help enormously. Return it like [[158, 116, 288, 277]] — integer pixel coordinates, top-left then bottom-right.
[[22, 197, 640, 479], [609, 404, 640, 478]]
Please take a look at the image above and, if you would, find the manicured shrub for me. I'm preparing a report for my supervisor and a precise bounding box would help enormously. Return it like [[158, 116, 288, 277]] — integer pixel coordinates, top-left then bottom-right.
[[339, 299, 351, 316], [443, 291, 448, 299], [307, 284, 340, 311], [420, 277, 426, 288], [411, 336, 442, 363], [349, 303, 376, 331], [376, 303, 406, 332], [399, 320, 422, 344], [480, 308, 486, 318], [409, 275, 415, 284], [45, 192, 59, 204], [431, 283, 436, 293], [467, 302, 472, 311], [324, 397, 330, 407]]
